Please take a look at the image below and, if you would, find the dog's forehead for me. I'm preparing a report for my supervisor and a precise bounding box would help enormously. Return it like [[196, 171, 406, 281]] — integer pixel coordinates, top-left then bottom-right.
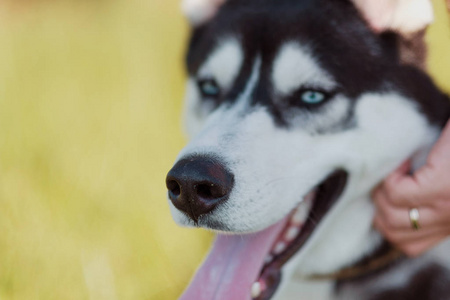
[[186, 0, 391, 96], [196, 37, 337, 97], [198, 37, 245, 91], [272, 42, 337, 96]]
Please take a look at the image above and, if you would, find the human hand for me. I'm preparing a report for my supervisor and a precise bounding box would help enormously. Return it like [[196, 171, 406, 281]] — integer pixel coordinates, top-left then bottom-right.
[[372, 120, 450, 257], [350, 0, 433, 34]]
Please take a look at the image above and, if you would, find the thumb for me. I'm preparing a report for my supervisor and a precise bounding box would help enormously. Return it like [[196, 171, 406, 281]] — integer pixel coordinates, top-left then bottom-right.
[[386, 159, 412, 182], [426, 120, 450, 167], [394, 120, 450, 202], [385, 159, 431, 205], [382, 121, 450, 204]]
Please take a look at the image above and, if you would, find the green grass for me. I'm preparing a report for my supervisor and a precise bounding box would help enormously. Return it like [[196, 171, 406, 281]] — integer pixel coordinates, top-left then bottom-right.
[[0, 1, 212, 299], [427, 0, 450, 94], [0, 1, 448, 299]]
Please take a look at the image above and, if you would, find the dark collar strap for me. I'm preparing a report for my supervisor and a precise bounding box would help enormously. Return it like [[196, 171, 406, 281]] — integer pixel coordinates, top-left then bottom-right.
[[296, 247, 404, 281]]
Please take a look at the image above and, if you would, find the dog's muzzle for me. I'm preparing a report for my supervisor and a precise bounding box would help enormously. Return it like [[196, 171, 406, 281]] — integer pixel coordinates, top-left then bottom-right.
[[166, 155, 234, 223]]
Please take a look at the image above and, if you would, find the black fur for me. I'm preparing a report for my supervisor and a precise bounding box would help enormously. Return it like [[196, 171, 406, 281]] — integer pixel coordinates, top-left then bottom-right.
[[186, 0, 450, 127], [183, 0, 450, 298]]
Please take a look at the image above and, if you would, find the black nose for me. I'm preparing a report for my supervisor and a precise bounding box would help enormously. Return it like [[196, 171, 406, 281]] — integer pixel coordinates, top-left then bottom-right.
[[166, 155, 234, 223]]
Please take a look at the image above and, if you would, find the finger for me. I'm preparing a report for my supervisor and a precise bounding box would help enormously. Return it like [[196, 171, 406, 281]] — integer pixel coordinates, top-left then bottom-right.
[[400, 232, 449, 257], [374, 205, 440, 231], [390, 122, 450, 203], [381, 122, 450, 206], [378, 222, 447, 245], [371, 183, 387, 204], [374, 214, 449, 255], [386, 159, 412, 182], [383, 171, 436, 207], [381, 160, 424, 207], [350, 0, 396, 32], [373, 179, 410, 209], [427, 119, 450, 167], [374, 184, 399, 209]]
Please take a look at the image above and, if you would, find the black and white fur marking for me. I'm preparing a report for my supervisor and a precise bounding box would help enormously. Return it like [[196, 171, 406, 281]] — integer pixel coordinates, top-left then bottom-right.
[[168, 0, 450, 299]]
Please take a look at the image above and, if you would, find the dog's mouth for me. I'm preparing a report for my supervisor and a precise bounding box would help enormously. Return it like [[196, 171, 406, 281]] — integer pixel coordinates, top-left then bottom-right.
[[179, 170, 348, 300], [253, 170, 348, 299]]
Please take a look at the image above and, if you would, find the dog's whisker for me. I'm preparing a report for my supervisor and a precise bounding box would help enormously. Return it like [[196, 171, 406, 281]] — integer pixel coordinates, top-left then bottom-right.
[[259, 176, 293, 189], [168, 0, 450, 297]]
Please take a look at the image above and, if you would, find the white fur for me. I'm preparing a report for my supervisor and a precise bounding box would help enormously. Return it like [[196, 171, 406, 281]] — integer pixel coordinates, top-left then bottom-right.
[[181, 0, 225, 26], [272, 42, 336, 96], [277, 279, 333, 300], [173, 88, 439, 277], [172, 39, 440, 299], [297, 92, 438, 272], [199, 38, 244, 91], [288, 96, 352, 133], [183, 79, 204, 137], [176, 88, 437, 236], [184, 38, 244, 138], [274, 93, 440, 298]]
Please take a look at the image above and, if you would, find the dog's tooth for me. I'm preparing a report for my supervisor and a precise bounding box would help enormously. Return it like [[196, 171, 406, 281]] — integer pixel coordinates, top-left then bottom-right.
[[291, 207, 307, 225], [291, 191, 315, 224], [273, 242, 286, 254], [304, 190, 316, 202], [251, 281, 261, 298], [264, 255, 273, 264], [285, 226, 300, 241]]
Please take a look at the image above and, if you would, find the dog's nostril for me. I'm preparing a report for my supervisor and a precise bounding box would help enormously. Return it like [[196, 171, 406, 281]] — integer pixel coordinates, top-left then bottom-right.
[[167, 180, 181, 198], [166, 155, 234, 222], [196, 183, 225, 201]]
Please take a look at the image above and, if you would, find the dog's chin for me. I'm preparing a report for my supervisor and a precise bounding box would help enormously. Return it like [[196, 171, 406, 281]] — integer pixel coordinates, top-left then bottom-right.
[[177, 170, 348, 300]]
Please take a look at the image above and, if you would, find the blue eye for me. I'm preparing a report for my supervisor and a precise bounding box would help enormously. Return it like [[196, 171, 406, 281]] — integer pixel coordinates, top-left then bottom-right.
[[301, 90, 326, 104], [198, 79, 220, 98]]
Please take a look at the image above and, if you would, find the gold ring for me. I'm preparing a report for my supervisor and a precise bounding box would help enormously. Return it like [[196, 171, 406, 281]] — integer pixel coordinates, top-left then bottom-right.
[[409, 208, 420, 230]]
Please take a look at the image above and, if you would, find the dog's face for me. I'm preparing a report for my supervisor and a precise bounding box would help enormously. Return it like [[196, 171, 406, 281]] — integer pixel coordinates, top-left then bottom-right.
[[166, 0, 443, 299], [171, 0, 434, 232]]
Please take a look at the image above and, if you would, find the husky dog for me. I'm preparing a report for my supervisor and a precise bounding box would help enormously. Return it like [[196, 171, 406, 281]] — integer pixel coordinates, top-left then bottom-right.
[[165, 0, 450, 299]]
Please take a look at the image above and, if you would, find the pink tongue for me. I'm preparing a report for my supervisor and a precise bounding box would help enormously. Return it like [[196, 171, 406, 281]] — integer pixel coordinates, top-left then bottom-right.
[[179, 217, 289, 300]]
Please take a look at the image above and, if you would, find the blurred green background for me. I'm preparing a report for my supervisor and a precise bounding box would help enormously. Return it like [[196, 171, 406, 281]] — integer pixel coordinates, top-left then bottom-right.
[[0, 0, 448, 299]]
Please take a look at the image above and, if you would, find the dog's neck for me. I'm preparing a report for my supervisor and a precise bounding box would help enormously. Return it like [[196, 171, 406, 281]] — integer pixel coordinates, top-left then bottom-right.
[[292, 193, 384, 276], [287, 129, 440, 286]]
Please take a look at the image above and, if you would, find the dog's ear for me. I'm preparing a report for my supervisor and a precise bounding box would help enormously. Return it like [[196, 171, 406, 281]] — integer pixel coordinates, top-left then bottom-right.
[[351, 0, 434, 35], [181, 0, 226, 26]]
